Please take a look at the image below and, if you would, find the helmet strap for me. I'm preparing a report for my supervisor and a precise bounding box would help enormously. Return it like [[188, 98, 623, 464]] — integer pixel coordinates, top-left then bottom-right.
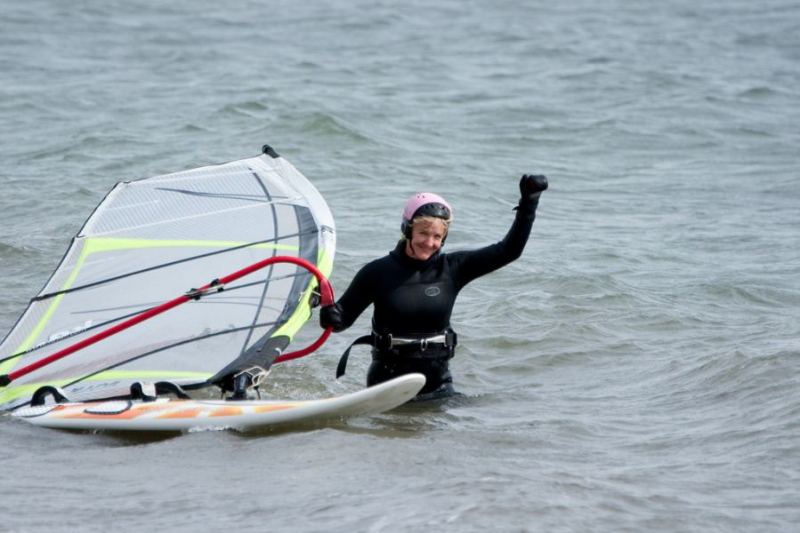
[[401, 220, 412, 240]]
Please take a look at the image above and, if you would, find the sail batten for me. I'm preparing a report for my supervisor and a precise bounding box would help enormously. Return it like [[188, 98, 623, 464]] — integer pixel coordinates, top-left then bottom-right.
[[0, 151, 335, 410], [32, 235, 308, 302]]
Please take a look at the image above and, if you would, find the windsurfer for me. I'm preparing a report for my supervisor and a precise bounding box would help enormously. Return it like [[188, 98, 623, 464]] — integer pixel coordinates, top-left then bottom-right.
[[320, 174, 548, 400]]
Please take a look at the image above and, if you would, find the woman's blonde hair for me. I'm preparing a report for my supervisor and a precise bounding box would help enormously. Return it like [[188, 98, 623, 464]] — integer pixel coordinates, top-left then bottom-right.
[[402, 215, 452, 240]]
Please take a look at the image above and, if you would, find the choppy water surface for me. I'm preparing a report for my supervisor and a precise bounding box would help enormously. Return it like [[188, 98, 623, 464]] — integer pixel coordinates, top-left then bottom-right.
[[1, 1, 798, 531]]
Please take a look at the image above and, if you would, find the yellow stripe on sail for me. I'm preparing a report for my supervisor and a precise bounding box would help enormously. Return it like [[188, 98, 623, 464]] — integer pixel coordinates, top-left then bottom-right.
[[272, 248, 334, 341]]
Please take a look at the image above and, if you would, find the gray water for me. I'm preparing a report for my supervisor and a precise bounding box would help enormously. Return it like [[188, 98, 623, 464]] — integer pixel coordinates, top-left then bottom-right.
[[1, 0, 799, 531]]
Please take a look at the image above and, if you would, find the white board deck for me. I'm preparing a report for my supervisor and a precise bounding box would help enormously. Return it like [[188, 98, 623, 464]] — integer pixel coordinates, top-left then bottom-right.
[[11, 373, 425, 432]]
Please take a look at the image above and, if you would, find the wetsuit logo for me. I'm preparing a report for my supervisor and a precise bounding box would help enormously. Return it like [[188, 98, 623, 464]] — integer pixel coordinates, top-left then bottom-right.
[[424, 286, 441, 297]]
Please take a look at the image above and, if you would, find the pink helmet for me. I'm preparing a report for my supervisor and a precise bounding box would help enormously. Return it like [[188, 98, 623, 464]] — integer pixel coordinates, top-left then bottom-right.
[[401, 192, 453, 239]]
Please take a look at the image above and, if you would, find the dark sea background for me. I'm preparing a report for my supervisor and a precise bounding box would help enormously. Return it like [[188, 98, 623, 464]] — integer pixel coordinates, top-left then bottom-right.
[[1, 0, 798, 531]]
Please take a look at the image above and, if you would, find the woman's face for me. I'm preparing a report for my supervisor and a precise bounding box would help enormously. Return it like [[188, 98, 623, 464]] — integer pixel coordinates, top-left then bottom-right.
[[405, 218, 447, 261]]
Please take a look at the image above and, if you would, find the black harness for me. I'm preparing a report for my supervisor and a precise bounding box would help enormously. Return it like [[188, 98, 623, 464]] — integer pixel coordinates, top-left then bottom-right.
[[335, 329, 457, 378]]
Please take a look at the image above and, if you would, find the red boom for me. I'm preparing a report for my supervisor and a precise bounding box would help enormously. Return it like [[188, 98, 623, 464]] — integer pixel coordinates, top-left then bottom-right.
[[0, 256, 334, 386]]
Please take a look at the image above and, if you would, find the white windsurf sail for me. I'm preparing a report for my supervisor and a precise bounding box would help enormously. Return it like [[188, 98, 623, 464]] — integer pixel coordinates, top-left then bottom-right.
[[0, 146, 335, 411]]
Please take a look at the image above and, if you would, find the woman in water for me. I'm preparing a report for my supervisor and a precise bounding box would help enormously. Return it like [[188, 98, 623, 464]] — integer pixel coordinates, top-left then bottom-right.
[[320, 174, 548, 399]]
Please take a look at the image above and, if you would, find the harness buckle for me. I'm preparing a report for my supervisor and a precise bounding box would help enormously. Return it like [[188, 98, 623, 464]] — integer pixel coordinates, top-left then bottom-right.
[[446, 329, 457, 347], [374, 332, 393, 351]]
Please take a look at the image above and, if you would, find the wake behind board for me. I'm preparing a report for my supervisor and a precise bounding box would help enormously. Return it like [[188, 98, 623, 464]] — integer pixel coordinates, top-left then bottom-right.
[[11, 374, 425, 432]]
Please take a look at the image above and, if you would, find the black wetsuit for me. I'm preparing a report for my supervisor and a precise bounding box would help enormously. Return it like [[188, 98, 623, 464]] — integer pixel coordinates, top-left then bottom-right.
[[324, 196, 539, 397]]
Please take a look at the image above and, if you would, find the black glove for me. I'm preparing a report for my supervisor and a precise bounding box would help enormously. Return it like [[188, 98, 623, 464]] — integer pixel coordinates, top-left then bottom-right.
[[320, 304, 345, 332], [519, 174, 548, 201]]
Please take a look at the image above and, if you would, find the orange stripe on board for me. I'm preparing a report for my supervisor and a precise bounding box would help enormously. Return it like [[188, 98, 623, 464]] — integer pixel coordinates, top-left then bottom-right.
[[57, 403, 175, 420], [253, 403, 298, 414], [209, 406, 244, 417], [157, 407, 203, 419]]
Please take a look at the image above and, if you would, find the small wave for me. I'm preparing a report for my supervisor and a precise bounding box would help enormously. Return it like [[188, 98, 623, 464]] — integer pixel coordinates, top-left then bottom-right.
[[176, 123, 211, 134], [0, 241, 39, 259], [655, 348, 800, 415], [737, 86, 778, 99], [703, 281, 800, 308], [217, 100, 270, 118], [300, 112, 373, 144]]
